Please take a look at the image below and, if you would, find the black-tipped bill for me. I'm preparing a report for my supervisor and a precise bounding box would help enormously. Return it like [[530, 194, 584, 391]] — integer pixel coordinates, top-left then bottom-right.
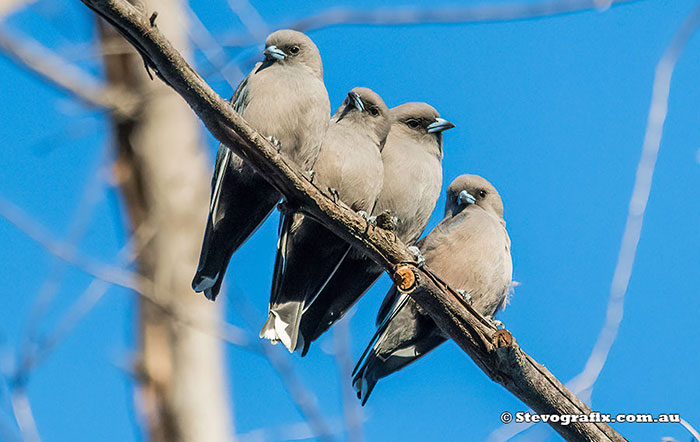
[[458, 190, 476, 205], [348, 91, 364, 111], [427, 117, 455, 133], [264, 45, 286, 61]]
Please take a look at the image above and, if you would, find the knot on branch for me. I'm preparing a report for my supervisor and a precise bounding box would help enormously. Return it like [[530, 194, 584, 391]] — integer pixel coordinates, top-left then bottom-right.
[[492, 329, 514, 348], [394, 265, 417, 293], [374, 210, 397, 232]]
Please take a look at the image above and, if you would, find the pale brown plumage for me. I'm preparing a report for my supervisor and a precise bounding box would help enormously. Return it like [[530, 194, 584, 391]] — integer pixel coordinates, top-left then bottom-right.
[[353, 174, 513, 404], [261, 87, 391, 352], [297, 103, 454, 355], [193, 29, 330, 301]]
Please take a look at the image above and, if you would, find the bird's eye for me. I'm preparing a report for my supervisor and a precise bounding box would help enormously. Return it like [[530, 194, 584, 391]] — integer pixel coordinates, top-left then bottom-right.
[[289, 46, 300, 54], [478, 190, 487, 199], [369, 107, 379, 116], [407, 119, 419, 129]]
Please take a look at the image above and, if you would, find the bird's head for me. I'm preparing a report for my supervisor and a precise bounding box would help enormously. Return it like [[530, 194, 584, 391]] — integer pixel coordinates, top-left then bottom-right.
[[389, 102, 455, 159], [445, 174, 503, 218], [263, 29, 323, 79], [333, 87, 391, 150]]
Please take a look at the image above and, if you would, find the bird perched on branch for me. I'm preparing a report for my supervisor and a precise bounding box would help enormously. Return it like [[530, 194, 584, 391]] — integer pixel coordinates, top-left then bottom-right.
[[352, 175, 513, 404], [260, 87, 391, 352], [192, 29, 330, 301], [297, 103, 454, 355]]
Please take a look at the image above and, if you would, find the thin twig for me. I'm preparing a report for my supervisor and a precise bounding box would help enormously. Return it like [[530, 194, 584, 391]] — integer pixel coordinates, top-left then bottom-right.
[[0, 206, 253, 356], [487, 2, 700, 441], [227, 293, 336, 442], [0, 195, 148, 292], [680, 418, 700, 441], [0, 25, 137, 116], [236, 417, 347, 442], [20, 223, 155, 375], [20, 157, 109, 368], [224, 0, 267, 42], [0, 0, 35, 18], [9, 387, 40, 442], [333, 316, 364, 442], [567, 0, 700, 401], [222, 0, 640, 47], [181, 1, 244, 89]]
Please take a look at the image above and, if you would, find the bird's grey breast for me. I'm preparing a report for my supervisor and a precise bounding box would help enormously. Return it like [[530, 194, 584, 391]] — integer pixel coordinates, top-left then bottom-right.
[[375, 134, 443, 243], [314, 120, 383, 211], [422, 207, 512, 315], [240, 63, 330, 168]]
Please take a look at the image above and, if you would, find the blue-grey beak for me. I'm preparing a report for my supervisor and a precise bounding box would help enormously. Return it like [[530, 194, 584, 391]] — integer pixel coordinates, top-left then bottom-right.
[[264, 45, 286, 61], [427, 117, 455, 133], [458, 190, 476, 205], [348, 91, 364, 111]]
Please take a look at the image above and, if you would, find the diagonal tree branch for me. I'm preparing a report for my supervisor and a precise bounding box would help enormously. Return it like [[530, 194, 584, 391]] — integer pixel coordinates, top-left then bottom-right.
[[77, 1, 629, 440]]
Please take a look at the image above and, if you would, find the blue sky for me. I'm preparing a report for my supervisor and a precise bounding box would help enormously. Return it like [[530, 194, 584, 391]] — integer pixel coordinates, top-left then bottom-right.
[[1, 0, 699, 441]]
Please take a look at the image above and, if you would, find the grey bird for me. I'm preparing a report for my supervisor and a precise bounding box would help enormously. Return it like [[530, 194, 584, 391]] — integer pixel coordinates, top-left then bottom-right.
[[297, 103, 455, 356], [192, 29, 330, 301], [260, 87, 391, 352], [352, 175, 513, 404]]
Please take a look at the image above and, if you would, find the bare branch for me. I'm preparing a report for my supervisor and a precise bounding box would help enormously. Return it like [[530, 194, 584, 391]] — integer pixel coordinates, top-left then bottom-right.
[[222, 0, 640, 48], [0, 196, 148, 292], [0, 0, 34, 18], [333, 317, 364, 442], [680, 418, 700, 441], [226, 293, 336, 442], [0, 25, 138, 117], [20, 157, 109, 368], [9, 388, 40, 442], [488, 2, 700, 440], [567, 0, 700, 402], [181, 1, 244, 89], [21, 223, 157, 376], [77, 1, 629, 440], [236, 417, 347, 442], [224, 0, 267, 42]]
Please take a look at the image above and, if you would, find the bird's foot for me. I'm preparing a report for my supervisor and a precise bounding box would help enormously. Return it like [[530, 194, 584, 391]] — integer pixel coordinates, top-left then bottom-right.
[[327, 187, 340, 203], [375, 210, 397, 232], [488, 317, 505, 330], [305, 169, 316, 183], [408, 246, 426, 267], [456, 289, 473, 304], [358, 211, 377, 234], [277, 198, 290, 214], [266, 135, 282, 152]]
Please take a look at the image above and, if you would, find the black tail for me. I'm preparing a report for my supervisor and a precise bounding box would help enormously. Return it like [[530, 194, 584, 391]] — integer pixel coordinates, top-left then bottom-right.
[[266, 213, 352, 352], [192, 213, 237, 301], [298, 254, 383, 356], [192, 158, 279, 301], [351, 292, 447, 404]]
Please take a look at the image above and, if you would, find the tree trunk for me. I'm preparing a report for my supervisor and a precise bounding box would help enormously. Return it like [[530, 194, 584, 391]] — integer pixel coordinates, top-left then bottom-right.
[[97, 1, 234, 441]]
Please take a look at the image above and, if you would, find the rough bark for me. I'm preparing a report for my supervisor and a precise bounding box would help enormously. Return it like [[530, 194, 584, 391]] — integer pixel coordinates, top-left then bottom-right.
[[82, 0, 628, 440], [97, 1, 234, 441]]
